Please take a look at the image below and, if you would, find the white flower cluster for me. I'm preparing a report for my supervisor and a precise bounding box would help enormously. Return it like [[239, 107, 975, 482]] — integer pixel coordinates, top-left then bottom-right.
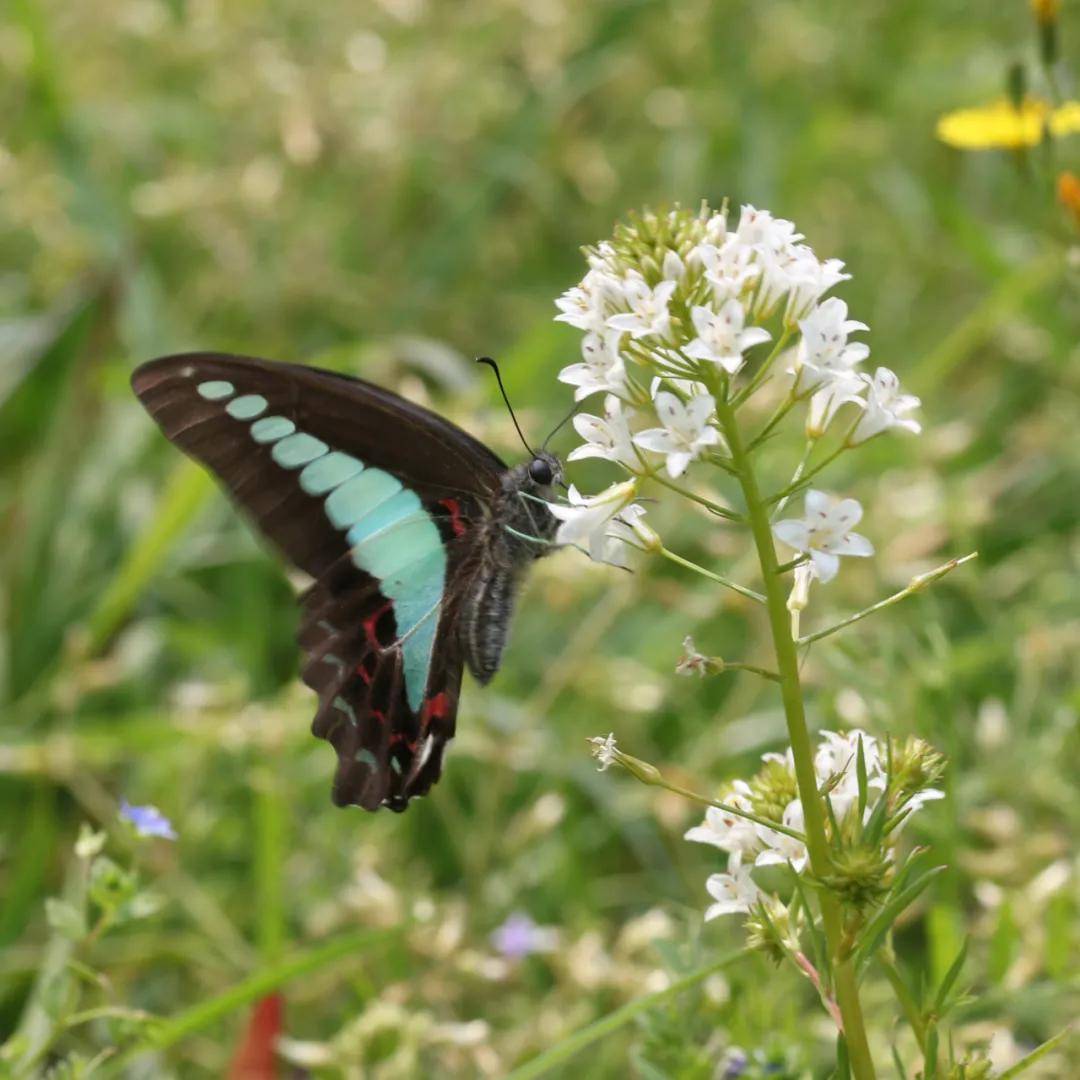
[[685, 729, 943, 921], [549, 203, 922, 570]]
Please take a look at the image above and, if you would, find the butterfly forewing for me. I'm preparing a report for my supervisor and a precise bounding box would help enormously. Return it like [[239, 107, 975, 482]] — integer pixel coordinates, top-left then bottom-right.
[[132, 352, 503, 810]]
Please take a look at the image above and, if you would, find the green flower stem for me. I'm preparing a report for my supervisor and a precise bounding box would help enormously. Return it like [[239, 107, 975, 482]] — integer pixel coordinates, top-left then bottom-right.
[[657, 546, 765, 605], [708, 660, 781, 683], [648, 472, 744, 521], [747, 393, 798, 451], [716, 399, 877, 1080], [797, 554, 978, 647], [733, 327, 793, 407], [767, 438, 850, 506], [612, 751, 807, 843]]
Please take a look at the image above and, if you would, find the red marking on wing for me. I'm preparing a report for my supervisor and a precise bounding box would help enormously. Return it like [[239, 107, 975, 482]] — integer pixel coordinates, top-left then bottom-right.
[[389, 732, 417, 751], [422, 692, 450, 723], [371, 708, 388, 725], [439, 498, 467, 538], [363, 602, 392, 649]]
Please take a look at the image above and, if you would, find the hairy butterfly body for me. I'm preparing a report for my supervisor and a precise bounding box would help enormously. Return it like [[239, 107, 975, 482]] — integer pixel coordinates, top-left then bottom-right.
[[131, 352, 561, 812]]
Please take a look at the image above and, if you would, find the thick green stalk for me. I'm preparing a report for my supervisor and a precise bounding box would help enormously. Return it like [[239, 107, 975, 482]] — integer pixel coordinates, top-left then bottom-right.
[[716, 401, 877, 1080]]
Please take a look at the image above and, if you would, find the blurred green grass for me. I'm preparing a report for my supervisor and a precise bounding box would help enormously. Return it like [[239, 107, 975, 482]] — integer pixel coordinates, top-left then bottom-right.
[[1, 0, 1078, 1074]]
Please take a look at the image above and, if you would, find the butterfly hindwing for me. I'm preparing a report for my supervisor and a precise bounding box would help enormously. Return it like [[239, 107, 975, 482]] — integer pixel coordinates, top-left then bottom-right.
[[132, 352, 501, 810]]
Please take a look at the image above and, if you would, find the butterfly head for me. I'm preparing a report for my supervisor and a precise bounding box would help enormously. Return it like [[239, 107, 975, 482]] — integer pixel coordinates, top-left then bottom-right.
[[525, 450, 563, 494]]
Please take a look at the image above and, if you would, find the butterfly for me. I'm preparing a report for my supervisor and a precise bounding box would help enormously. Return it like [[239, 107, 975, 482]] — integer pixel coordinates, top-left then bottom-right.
[[132, 352, 563, 812]]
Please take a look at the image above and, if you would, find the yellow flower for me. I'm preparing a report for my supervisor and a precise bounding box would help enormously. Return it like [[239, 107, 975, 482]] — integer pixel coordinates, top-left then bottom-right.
[[936, 97, 1080, 150], [1031, 0, 1061, 24]]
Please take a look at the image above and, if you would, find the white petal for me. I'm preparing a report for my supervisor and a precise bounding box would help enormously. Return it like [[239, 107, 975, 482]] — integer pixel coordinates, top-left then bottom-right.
[[772, 519, 811, 551], [804, 489, 832, 519], [684, 825, 727, 849], [685, 393, 717, 430], [810, 550, 840, 582], [683, 339, 717, 363], [633, 427, 680, 454], [690, 305, 716, 337], [829, 498, 863, 530], [665, 450, 693, 478], [831, 532, 874, 557], [606, 313, 644, 334]]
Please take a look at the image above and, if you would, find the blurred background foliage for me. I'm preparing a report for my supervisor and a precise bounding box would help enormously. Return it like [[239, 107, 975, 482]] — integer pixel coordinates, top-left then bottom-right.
[[1, 0, 1078, 1075]]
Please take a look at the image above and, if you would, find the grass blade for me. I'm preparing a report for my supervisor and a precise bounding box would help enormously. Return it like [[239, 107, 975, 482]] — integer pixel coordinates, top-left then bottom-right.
[[504, 949, 749, 1080], [997, 1024, 1074, 1079], [111, 926, 403, 1068]]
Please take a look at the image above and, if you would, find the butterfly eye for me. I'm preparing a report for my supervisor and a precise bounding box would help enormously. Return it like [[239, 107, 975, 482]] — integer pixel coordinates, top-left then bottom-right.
[[528, 458, 554, 485]]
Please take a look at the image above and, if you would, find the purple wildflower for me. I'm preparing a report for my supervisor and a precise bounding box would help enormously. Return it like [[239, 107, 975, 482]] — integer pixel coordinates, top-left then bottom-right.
[[490, 912, 558, 960], [120, 801, 177, 840]]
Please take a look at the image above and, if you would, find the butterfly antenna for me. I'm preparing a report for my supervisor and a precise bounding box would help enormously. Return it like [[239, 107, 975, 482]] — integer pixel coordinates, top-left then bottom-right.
[[542, 399, 581, 450], [476, 356, 534, 455]]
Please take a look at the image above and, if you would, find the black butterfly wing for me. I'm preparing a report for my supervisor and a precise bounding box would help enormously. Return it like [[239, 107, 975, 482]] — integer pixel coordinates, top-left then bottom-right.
[[132, 351, 503, 811]]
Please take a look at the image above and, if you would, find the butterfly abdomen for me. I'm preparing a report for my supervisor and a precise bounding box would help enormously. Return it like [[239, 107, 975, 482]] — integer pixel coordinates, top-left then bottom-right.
[[460, 457, 561, 684], [462, 558, 521, 684]]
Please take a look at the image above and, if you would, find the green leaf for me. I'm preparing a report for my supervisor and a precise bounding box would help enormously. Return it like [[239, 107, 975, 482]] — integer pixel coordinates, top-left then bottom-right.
[[891, 1043, 908, 1079], [855, 864, 946, 970], [997, 1025, 1074, 1078], [932, 937, 968, 1015]]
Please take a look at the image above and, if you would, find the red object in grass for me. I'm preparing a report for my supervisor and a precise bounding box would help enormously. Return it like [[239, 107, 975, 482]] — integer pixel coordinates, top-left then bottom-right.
[[228, 993, 284, 1079]]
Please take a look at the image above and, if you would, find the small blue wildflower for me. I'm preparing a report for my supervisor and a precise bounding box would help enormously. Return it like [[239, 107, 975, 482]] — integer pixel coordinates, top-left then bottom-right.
[[490, 912, 558, 960], [721, 1049, 748, 1079], [120, 801, 177, 840]]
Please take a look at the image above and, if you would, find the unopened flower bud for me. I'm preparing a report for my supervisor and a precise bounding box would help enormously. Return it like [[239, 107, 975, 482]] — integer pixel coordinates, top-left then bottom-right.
[[819, 844, 892, 910], [786, 563, 815, 637], [744, 895, 798, 965], [890, 735, 947, 803], [618, 752, 662, 786]]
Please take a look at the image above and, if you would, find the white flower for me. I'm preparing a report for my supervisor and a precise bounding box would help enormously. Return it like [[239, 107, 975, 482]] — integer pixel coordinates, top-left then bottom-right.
[[848, 367, 922, 444], [791, 298, 870, 396], [601, 503, 658, 564], [555, 268, 623, 332], [814, 729, 886, 819], [704, 865, 761, 920], [772, 490, 874, 583], [558, 331, 628, 402], [806, 371, 866, 438], [735, 204, 802, 251], [606, 273, 676, 340], [754, 799, 808, 873], [675, 635, 709, 677], [632, 391, 722, 477], [549, 480, 639, 560], [683, 299, 771, 375], [589, 732, 618, 771], [753, 244, 850, 322], [568, 399, 639, 470], [690, 238, 759, 303], [784, 250, 850, 322], [684, 787, 759, 856]]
